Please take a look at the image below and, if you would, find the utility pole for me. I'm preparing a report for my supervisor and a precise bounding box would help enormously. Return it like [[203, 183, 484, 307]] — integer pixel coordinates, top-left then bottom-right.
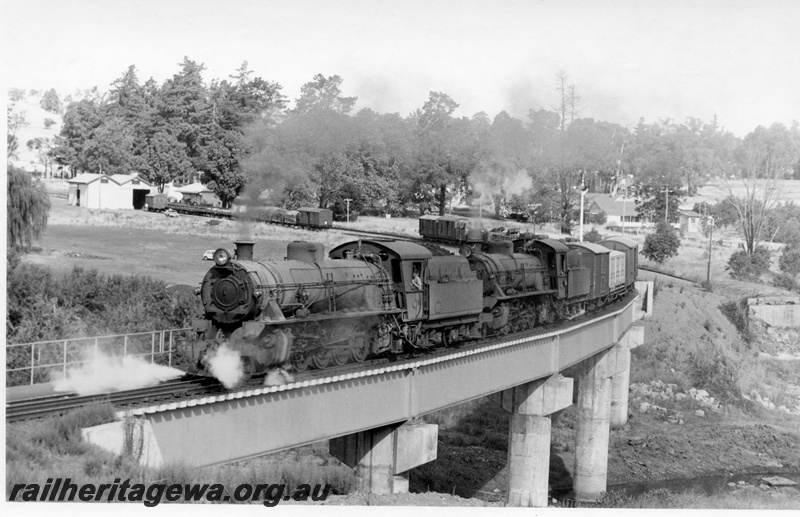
[[706, 216, 714, 287], [579, 170, 586, 241], [344, 198, 353, 223]]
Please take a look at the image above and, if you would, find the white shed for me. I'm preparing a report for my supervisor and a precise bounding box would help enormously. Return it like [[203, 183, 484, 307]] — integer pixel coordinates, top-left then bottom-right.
[[68, 173, 153, 209]]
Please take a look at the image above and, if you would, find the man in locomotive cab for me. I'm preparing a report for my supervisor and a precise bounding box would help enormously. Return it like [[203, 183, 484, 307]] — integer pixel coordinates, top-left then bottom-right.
[[411, 266, 423, 291]]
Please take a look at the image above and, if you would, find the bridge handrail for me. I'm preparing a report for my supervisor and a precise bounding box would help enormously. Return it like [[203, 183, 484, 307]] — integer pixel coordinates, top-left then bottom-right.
[[5, 328, 194, 349], [6, 328, 195, 387]]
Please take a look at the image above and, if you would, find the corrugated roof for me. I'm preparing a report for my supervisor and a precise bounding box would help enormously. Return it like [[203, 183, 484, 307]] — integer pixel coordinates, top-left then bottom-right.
[[587, 194, 638, 217], [68, 173, 103, 184], [569, 242, 611, 254], [177, 183, 213, 194], [112, 174, 152, 187], [678, 210, 702, 218]]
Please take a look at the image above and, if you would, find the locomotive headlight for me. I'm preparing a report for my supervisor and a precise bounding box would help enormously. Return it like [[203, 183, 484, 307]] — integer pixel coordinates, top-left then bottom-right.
[[213, 248, 231, 266]]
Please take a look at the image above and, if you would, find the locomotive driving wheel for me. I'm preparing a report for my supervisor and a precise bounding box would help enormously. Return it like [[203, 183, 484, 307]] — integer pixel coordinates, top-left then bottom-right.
[[349, 324, 369, 363], [292, 352, 310, 373], [330, 326, 351, 366], [311, 349, 332, 369]]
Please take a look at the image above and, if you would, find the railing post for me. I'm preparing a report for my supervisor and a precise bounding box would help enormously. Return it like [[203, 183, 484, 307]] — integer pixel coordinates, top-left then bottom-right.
[[30, 343, 35, 386], [151, 333, 156, 363], [124, 335, 128, 357], [63, 340, 68, 381], [168, 332, 174, 367], [94, 337, 99, 361]]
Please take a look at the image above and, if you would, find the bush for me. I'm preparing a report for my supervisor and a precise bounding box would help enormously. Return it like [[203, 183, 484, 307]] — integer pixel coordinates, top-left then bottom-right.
[[584, 227, 602, 243], [6, 264, 203, 345], [778, 246, 800, 277], [642, 222, 680, 263], [726, 246, 771, 281], [772, 272, 798, 292]]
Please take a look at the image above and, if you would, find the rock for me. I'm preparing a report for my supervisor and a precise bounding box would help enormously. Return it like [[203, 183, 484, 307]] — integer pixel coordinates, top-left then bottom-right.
[[675, 393, 687, 401], [695, 409, 705, 417], [639, 402, 651, 413], [761, 476, 797, 487], [727, 482, 736, 488]]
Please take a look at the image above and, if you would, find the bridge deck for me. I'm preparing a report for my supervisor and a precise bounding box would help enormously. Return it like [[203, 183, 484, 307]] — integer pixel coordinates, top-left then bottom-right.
[[119, 296, 636, 467]]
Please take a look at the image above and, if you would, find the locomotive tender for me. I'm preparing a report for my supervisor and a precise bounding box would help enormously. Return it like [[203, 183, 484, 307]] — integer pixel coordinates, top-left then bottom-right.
[[191, 236, 637, 379]]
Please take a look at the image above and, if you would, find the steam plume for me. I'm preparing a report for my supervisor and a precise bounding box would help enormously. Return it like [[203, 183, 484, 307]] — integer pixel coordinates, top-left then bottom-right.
[[206, 344, 245, 389], [53, 351, 183, 396]]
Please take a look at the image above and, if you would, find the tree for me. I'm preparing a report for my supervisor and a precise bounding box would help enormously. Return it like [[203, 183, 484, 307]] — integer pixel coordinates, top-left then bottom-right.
[[411, 92, 477, 215], [7, 105, 26, 159], [26, 137, 55, 176], [642, 221, 680, 263], [51, 98, 104, 174], [726, 246, 771, 281], [7, 165, 51, 251], [141, 130, 193, 192], [725, 124, 794, 254], [294, 74, 357, 115], [40, 88, 62, 114]]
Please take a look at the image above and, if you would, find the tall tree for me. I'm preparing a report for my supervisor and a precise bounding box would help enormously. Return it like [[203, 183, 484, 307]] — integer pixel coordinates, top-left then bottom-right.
[[51, 98, 104, 175], [294, 74, 357, 115], [726, 124, 796, 254], [411, 92, 476, 215]]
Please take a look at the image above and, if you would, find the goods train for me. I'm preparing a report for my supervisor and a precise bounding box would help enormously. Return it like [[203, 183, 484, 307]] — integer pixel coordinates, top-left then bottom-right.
[[145, 193, 332, 229], [189, 235, 639, 380], [419, 214, 542, 248]]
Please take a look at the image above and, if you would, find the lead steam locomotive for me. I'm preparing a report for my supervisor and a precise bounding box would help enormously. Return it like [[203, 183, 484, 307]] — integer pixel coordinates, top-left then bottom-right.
[[191, 236, 638, 379]]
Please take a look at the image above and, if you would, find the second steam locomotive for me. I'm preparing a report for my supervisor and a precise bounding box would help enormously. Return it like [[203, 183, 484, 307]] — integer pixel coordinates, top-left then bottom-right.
[[191, 235, 638, 380]]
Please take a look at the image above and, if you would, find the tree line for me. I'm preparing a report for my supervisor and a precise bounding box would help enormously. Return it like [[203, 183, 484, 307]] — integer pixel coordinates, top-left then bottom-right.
[[15, 59, 800, 231]]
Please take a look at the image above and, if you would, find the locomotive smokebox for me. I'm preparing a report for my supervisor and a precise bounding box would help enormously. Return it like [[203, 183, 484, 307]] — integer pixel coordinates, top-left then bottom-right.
[[234, 241, 255, 261]]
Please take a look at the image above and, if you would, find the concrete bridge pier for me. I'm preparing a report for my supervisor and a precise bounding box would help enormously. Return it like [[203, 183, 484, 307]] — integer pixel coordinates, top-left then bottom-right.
[[330, 421, 438, 495], [609, 324, 645, 427], [573, 349, 612, 502], [491, 375, 573, 507]]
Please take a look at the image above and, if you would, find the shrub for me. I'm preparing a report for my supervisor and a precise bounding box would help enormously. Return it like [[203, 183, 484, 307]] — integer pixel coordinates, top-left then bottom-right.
[[778, 246, 800, 277], [772, 272, 798, 292], [642, 222, 680, 264], [726, 246, 771, 281], [584, 227, 602, 243]]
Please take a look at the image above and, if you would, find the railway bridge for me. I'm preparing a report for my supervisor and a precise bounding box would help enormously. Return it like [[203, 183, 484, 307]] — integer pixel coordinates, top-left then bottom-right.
[[84, 282, 653, 507]]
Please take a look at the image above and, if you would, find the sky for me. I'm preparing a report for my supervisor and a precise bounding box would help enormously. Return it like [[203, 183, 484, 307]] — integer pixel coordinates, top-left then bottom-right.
[[2, 0, 799, 137]]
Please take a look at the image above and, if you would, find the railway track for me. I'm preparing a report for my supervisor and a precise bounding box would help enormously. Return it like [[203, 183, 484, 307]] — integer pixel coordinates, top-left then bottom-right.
[[5, 376, 222, 422]]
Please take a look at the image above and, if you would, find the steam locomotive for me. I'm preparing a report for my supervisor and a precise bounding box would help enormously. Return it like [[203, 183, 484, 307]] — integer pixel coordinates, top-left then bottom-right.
[[191, 236, 638, 380]]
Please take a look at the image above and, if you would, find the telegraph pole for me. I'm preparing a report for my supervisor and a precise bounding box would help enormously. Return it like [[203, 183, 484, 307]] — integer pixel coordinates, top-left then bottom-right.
[[706, 216, 714, 287], [579, 170, 586, 241], [344, 198, 353, 223]]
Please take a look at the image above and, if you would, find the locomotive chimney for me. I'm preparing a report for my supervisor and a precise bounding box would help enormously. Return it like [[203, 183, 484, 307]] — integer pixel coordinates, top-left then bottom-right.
[[234, 240, 255, 261]]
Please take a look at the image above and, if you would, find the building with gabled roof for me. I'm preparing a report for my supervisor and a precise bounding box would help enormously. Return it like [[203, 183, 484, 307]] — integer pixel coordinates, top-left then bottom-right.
[[67, 173, 153, 209], [176, 182, 222, 206], [586, 193, 644, 229], [678, 209, 704, 235]]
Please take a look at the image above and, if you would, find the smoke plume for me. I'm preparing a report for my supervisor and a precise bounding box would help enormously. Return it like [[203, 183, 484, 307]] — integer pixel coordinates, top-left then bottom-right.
[[206, 344, 245, 389], [53, 351, 183, 396]]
